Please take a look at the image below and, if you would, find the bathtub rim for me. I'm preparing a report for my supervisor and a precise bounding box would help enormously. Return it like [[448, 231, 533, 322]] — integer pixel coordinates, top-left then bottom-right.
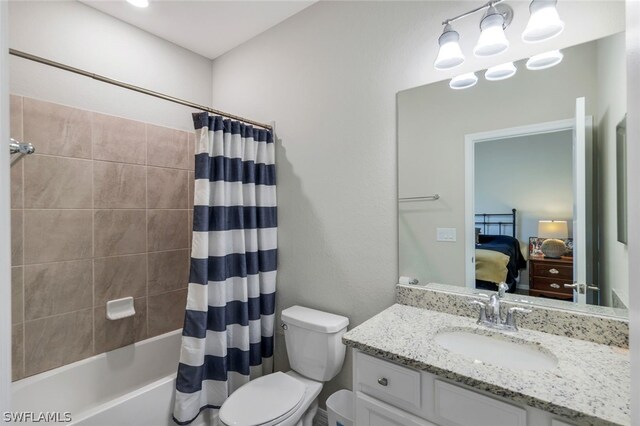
[[11, 328, 182, 392]]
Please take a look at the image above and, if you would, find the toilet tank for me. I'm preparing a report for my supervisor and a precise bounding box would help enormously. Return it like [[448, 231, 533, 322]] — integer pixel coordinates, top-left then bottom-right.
[[281, 306, 349, 382]]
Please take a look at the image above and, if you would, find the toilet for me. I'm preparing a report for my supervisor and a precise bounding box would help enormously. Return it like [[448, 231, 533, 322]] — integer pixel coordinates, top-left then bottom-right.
[[219, 305, 349, 426]]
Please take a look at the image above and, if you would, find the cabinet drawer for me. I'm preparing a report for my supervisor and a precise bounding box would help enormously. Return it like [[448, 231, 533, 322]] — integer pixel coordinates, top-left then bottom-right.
[[434, 380, 526, 426], [356, 352, 421, 408], [532, 262, 573, 279], [531, 277, 573, 294], [356, 393, 436, 426]]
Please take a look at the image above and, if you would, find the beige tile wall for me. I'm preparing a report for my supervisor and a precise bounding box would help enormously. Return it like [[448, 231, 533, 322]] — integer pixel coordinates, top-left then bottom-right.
[[9, 95, 194, 380]]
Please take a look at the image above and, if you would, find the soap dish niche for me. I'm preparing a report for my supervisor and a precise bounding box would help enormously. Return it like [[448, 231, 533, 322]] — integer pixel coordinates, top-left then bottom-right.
[[106, 297, 136, 320]]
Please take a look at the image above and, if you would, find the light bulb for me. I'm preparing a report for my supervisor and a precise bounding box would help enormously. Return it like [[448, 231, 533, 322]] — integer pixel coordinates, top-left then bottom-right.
[[474, 9, 509, 57], [450, 73, 478, 90], [526, 50, 563, 70], [485, 62, 517, 81], [522, 0, 564, 43], [434, 24, 465, 70]]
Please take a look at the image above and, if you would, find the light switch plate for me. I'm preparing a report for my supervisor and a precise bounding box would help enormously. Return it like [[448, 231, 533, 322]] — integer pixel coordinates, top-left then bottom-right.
[[437, 227, 457, 242]]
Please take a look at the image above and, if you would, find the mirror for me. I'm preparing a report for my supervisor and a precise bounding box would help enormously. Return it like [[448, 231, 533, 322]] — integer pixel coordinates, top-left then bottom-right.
[[398, 31, 628, 312]]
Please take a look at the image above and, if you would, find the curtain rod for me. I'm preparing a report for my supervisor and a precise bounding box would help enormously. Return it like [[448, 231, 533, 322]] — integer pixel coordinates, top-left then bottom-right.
[[9, 48, 273, 131]]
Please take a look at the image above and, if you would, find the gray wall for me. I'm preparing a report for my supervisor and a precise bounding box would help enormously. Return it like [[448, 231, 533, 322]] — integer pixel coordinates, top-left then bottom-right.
[[624, 1, 640, 421], [8, 1, 212, 130], [596, 32, 628, 307]]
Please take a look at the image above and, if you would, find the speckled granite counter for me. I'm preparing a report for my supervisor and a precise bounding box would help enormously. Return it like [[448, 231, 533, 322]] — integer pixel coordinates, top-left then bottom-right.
[[397, 284, 629, 348], [343, 304, 630, 426]]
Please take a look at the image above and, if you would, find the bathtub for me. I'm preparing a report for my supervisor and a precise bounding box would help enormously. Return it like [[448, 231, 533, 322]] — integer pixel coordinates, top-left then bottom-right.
[[11, 330, 184, 426]]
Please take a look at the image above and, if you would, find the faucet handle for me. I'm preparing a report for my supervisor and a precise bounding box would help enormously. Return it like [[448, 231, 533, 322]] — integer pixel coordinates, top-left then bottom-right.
[[508, 306, 532, 314], [506, 306, 532, 330], [469, 300, 487, 323], [497, 282, 509, 298]]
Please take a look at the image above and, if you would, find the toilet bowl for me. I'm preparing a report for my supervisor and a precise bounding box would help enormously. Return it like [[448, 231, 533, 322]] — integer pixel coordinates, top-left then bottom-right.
[[219, 306, 349, 426], [219, 371, 321, 426]]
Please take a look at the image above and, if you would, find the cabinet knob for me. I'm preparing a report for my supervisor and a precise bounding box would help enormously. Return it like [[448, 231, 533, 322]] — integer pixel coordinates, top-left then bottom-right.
[[549, 283, 560, 289], [549, 268, 559, 274], [377, 377, 388, 386]]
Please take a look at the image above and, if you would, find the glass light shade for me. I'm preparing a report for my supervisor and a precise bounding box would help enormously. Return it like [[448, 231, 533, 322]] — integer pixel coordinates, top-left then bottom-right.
[[449, 72, 478, 90], [474, 12, 509, 57], [522, 0, 564, 43], [538, 220, 568, 239], [485, 62, 517, 81], [126, 0, 149, 7], [434, 27, 465, 70], [526, 50, 563, 70]]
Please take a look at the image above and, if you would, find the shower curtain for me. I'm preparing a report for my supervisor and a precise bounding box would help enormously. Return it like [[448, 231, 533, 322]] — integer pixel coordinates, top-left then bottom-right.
[[173, 113, 277, 425]]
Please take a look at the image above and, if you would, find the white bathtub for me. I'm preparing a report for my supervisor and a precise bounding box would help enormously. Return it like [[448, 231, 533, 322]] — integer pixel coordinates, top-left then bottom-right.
[[11, 330, 183, 426]]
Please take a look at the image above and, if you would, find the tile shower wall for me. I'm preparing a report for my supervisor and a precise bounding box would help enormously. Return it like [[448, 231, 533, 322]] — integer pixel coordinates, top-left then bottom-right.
[[9, 95, 195, 380]]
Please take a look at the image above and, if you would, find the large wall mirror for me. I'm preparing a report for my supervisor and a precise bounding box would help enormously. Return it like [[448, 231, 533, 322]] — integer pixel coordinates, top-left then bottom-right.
[[398, 30, 628, 313]]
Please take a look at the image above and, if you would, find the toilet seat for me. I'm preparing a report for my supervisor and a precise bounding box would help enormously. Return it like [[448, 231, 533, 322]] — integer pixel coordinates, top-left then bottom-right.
[[219, 372, 307, 426]]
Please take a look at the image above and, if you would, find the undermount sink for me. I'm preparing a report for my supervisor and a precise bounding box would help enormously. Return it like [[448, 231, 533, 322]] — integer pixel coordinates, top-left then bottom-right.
[[434, 330, 558, 371]]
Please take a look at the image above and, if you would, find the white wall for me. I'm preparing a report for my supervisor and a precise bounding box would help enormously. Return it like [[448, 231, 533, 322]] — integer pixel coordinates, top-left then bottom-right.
[[625, 1, 640, 423], [8, 1, 212, 130], [0, 0, 12, 415], [596, 32, 629, 307], [207, 0, 625, 406], [475, 131, 574, 286]]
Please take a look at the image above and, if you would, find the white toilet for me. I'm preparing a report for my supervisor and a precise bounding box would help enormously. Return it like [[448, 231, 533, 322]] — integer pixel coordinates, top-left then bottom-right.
[[219, 305, 349, 426]]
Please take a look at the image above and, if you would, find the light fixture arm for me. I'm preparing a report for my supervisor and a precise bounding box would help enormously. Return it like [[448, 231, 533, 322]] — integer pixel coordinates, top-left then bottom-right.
[[442, 0, 506, 26]]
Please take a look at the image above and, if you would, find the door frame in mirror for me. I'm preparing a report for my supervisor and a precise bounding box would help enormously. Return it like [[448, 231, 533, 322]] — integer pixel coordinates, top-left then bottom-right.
[[464, 118, 577, 289]]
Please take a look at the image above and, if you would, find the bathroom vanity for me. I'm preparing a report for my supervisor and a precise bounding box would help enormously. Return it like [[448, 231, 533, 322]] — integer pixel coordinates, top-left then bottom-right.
[[343, 286, 630, 426]]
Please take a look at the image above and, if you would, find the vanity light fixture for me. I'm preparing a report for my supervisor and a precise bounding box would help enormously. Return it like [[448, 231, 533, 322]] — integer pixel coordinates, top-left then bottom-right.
[[449, 72, 479, 90], [434, 0, 514, 70], [435, 0, 565, 90], [473, 5, 511, 57], [485, 62, 517, 80], [126, 0, 149, 8], [526, 50, 563, 70], [522, 0, 565, 43], [434, 24, 465, 70]]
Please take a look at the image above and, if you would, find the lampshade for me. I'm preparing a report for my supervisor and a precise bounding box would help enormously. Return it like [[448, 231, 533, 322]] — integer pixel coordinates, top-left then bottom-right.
[[522, 0, 564, 43], [526, 50, 563, 70], [474, 8, 509, 57], [538, 220, 568, 239], [434, 24, 465, 70], [449, 72, 478, 90], [485, 62, 517, 81], [126, 0, 149, 7]]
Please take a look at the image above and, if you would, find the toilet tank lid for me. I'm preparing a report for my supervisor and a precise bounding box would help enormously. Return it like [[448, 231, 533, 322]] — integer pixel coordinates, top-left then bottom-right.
[[281, 306, 349, 333]]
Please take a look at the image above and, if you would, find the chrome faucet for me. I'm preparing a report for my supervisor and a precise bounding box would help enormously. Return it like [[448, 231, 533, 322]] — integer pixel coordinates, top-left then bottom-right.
[[469, 282, 531, 331]]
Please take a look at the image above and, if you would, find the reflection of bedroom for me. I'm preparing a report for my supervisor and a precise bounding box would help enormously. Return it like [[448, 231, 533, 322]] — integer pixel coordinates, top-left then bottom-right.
[[474, 131, 573, 294], [398, 32, 628, 309]]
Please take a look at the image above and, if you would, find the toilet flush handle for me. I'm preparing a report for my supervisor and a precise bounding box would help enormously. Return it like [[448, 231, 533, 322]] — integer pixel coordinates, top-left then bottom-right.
[[281, 323, 288, 330]]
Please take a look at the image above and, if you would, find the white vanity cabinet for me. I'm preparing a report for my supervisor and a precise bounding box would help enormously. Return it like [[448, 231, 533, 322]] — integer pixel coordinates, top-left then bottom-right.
[[352, 350, 575, 426]]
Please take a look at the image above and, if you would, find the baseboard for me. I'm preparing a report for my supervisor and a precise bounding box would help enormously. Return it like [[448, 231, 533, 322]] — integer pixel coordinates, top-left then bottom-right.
[[313, 408, 328, 426]]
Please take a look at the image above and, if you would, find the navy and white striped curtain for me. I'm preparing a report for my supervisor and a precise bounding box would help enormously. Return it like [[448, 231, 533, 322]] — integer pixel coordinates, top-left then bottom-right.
[[173, 113, 277, 425]]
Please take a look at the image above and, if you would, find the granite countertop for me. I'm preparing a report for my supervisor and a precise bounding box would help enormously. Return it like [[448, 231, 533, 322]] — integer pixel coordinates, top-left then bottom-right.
[[343, 304, 630, 426]]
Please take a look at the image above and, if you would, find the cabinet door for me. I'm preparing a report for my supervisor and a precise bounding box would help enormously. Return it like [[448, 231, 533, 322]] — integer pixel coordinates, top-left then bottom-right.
[[355, 392, 436, 426], [434, 380, 526, 426]]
